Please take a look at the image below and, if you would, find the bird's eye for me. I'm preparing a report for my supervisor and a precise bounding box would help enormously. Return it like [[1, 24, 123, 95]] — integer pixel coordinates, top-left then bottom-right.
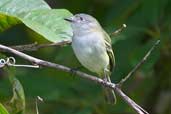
[[79, 16, 84, 21]]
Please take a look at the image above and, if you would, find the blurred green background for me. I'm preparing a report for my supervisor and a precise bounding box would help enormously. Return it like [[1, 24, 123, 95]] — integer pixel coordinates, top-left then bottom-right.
[[0, 0, 171, 114]]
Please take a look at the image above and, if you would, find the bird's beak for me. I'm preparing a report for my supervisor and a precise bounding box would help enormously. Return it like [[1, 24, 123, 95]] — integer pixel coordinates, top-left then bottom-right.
[[64, 17, 74, 22]]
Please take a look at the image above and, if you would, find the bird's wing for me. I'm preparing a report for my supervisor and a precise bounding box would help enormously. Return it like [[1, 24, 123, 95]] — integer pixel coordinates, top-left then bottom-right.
[[102, 31, 117, 104], [103, 31, 115, 72]]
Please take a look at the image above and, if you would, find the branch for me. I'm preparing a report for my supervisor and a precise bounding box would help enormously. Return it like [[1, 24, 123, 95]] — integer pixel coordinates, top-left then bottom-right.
[[0, 44, 149, 114], [110, 24, 127, 36], [118, 40, 160, 86], [9, 24, 126, 52], [10, 40, 71, 52]]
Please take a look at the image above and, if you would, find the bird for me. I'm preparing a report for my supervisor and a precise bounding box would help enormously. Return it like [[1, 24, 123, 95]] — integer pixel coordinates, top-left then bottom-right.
[[64, 13, 116, 104]]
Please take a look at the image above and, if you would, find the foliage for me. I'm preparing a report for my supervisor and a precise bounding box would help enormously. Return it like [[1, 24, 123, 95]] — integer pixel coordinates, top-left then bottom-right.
[[0, 0, 73, 42], [0, 103, 9, 114], [9, 76, 25, 114], [0, 0, 171, 114]]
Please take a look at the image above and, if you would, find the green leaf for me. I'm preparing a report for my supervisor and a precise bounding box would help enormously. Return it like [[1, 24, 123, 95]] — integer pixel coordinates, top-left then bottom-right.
[[0, 14, 20, 32], [0, 0, 51, 15], [0, 60, 25, 114], [0, 103, 9, 114], [0, 0, 73, 42], [9, 77, 25, 114], [0, 0, 50, 32], [21, 9, 73, 42]]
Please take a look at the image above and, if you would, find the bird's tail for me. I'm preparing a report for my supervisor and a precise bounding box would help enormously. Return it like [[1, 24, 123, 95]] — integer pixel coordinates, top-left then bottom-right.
[[102, 74, 116, 104]]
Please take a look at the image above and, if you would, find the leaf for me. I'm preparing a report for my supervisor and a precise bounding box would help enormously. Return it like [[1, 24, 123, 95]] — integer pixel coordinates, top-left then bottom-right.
[[0, 14, 20, 32], [0, 59, 25, 114], [0, 0, 50, 32], [21, 9, 73, 42], [0, 0, 73, 42], [9, 77, 25, 114], [0, 0, 51, 14], [0, 103, 9, 114]]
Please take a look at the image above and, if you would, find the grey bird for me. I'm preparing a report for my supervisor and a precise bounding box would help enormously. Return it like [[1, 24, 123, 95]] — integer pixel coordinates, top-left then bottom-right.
[[65, 13, 116, 104]]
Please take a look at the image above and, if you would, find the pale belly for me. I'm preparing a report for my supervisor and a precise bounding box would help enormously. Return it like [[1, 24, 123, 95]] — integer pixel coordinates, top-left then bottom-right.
[[72, 33, 109, 74]]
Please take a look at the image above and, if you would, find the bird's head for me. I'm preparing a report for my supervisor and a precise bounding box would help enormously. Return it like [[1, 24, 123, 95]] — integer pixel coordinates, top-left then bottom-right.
[[64, 13, 101, 33]]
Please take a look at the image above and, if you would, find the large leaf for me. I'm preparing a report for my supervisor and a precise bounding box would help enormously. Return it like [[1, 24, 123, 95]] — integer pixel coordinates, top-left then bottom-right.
[[0, 103, 9, 114], [20, 9, 73, 42], [0, 0, 50, 32], [0, 0, 73, 42], [0, 0, 51, 15]]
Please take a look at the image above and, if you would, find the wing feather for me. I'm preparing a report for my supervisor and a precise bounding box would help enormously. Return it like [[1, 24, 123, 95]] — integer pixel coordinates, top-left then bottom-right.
[[103, 31, 115, 72]]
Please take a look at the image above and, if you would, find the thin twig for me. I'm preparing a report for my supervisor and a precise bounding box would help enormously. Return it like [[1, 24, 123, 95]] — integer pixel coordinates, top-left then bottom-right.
[[35, 96, 43, 114], [115, 87, 149, 114], [0, 57, 39, 68], [110, 24, 127, 36], [10, 40, 71, 52], [118, 40, 160, 86], [0, 44, 150, 114]]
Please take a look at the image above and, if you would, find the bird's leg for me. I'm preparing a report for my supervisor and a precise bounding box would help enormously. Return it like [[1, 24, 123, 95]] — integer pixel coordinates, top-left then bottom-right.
[[103, 67, 110, 82]]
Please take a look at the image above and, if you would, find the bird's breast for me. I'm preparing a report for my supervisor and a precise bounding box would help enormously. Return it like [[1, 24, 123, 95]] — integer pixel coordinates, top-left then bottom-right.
[[72, 31, 109, 74]]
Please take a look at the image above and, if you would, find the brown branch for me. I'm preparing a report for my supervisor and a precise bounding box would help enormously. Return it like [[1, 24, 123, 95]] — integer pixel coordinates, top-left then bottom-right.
[[8, 24, 126, 52], [118, 40, 160, 86], [10, 40, 71, 52], [9, 24, 126, 52], [115, 87, 149, 114], [0, 44, 150, 114]]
